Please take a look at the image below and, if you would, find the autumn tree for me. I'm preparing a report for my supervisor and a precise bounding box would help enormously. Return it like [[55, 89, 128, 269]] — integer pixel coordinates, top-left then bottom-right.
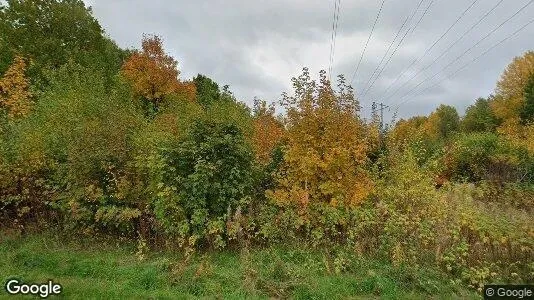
[[251, 98, 284, 165], [176, 80, 197, 102], [520, 74, 534, 124], [268, 69, 372, 209], [461, 97, 498, 133], [491, 51, 534, 123], [121, 35, 195, 112], [490, 51, 534, 152], [0, 56, 32, 119], [422, 104, 460, 140], [389, 116, 427, 146]]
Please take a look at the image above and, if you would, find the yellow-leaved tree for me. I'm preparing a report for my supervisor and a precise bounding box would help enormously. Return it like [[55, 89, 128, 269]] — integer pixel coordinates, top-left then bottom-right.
[[492, 51, 534, 121], [0, 56, 32, 119], [389, 116, 428, 147], [267, 69, 372, 210], [491, 51, 534, 153]]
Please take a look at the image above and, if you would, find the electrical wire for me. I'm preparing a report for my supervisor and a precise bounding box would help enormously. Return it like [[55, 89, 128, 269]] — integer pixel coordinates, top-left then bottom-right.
[[390, 0, 534, 106], [394, 18, 534, 109], [379, 0, 479, 102], [350, 0, 386, 84]]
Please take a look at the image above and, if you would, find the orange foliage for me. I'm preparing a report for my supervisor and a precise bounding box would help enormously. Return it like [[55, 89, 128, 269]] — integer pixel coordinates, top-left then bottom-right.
[[0, 56, 32, 119], [177, 80, 197, 102], [121, 35, 194, 106]]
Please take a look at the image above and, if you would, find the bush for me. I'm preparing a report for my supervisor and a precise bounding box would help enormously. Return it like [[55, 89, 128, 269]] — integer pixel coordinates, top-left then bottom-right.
[[356, 150, 534, 287], [152, 118, 254, 248], [1, 62, 145, 233], [443, 133, 533, 183]]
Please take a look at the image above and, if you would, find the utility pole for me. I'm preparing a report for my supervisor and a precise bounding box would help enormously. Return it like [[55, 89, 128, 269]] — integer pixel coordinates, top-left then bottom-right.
[[371, 102, 389, 132], [371, 102, 389, 148], [379, 102, 388, 132]]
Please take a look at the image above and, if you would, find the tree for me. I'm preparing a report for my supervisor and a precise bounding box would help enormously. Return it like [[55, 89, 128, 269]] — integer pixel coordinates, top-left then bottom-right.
[[461, 97, 498, 133], [0, 0, 124, 84], [422, 104, 459, 140], [193, 74, 221, 107], [121, 35, 195, 112], [491, 51, 534, 123], [0, 56, 32, 119], [268, 69, 372, 208], [490, 52, 534, 152], [5, 62, 146, 231], [251, 98, 284, 165], [390, 116, 427, 146], [520, 74, 534, 124]]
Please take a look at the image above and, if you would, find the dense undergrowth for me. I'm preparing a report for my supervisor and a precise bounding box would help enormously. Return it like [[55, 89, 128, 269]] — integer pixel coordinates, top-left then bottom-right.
[[0, 0, 533, 297]]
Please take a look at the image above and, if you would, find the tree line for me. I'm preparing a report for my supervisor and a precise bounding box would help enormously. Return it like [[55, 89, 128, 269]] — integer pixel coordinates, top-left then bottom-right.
[[1, 0, 533, 291]]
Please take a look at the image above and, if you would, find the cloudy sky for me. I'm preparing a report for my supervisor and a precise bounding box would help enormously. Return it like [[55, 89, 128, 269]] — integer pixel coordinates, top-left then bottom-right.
[[82, 0, 533, 121]]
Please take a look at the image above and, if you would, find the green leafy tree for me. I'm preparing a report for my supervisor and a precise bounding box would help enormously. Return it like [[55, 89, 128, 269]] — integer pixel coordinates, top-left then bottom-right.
[[443, 133, 529, 182], [7, 62, 145, 231], [193, 74, 221, 107], [436, 104, 460, 138], [0, 0, 126, 85], [203, 85, 254, 139], [461, 97, 498, 133], [424, 104, 460, 139]]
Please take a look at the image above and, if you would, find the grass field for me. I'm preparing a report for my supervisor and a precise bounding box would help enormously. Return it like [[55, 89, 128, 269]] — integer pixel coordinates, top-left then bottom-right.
[[0, 232, 479, 299]]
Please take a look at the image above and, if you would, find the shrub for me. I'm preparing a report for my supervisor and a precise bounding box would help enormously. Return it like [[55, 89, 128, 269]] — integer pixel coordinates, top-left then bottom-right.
[[153, 118, 255, 248], [443, 133, 533, 183], [346, 149, 534, 287], [1, 62, 145, 233]]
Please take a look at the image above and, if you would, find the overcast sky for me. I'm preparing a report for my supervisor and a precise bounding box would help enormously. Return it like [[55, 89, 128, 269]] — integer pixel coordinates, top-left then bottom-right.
[[82, 0, 533, 121]]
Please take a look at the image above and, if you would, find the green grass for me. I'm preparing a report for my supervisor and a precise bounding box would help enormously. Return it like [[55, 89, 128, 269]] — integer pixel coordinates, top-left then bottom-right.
[[0, 232, 478, 299]]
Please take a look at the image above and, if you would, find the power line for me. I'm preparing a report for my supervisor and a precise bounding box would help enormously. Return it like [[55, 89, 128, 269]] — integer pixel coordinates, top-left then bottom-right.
[[360, 0, 425, 98], [329, 0, 342, 81], [328, 0, 341, 81], [371, 0, 436, 100], [390, 0, 534, 106], [359, 13, 411, 98], [394, 18, 534, 109], [334, 0, 342, 78], [378, 0, 478, 102], [361, 0, 427, 99], [350, 0, 386, 85], [409, 0, 436, 35], [383, 0, 505, 105], [328, 0, 337, 80]]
